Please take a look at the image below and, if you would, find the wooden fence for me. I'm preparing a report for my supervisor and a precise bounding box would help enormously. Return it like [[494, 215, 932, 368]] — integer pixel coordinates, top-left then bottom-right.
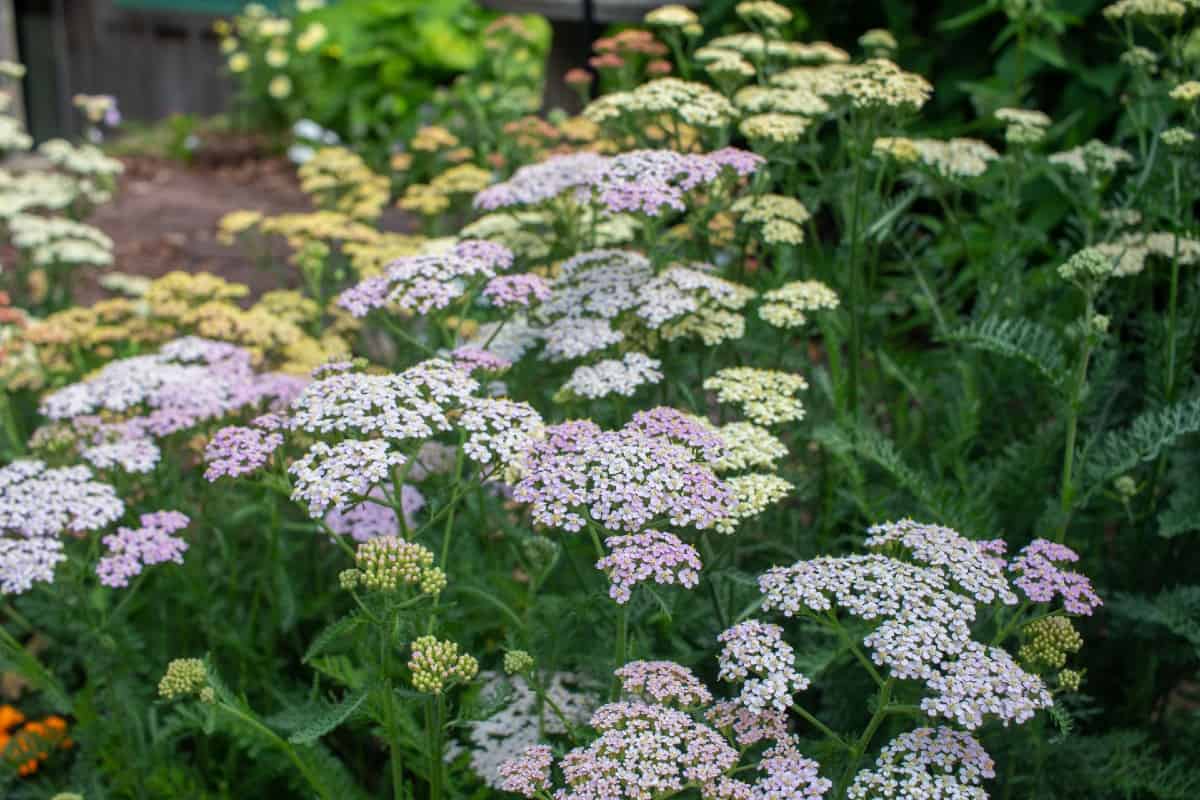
[[16, 0, 233, 141]]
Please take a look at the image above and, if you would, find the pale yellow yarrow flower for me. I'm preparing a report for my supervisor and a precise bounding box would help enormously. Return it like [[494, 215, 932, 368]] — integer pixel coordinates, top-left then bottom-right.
[[268, 75, 292, 99]]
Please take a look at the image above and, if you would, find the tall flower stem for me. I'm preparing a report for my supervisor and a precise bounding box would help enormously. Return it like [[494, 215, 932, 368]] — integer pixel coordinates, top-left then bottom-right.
[[427, 695, 447, 800], [845, 134, 868, 421], [1056, 296, 1096, 543], [611, 603, 629, 701], [835, 679, 894, 800]]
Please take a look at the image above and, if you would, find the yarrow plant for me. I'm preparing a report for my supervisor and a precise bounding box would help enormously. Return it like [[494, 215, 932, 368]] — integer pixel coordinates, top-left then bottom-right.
[[3, 1, 1196, 796]]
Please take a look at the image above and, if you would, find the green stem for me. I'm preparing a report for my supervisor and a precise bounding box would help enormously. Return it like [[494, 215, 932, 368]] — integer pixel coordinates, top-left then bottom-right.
[[611, 603, 629, 700], [836, 680, 894, 799], [845, 133, 868, 421], [1057, 306, 1095, 543], [790, 703, 849, 749]]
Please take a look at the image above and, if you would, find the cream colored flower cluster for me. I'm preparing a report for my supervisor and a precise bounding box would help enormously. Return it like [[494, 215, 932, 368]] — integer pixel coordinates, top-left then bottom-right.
[[733, 194, 811, 246], [704, 367, 808, 425], [759, 280, 839, 328], [1093, 232, 1200, 277], [996, 107, 1052, 145], [298, 147, 390, 221], [585, 78, 738, 129]]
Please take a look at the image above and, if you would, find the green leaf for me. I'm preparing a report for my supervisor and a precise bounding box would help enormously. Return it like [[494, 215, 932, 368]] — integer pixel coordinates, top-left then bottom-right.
[[938, 2, 998, 31], [287, 688, 370, 745], [0, 628, 71, 713], [303, 610, 365, 663], [1084, 396, 1200, 485], [945, 316, 1069, 389]]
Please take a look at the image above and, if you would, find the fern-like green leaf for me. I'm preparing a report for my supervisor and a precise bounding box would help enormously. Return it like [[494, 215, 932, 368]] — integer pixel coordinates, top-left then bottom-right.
[[0, 628, 71, 713], [1158, 486, 1200, 539], [287, 687, 370, 745], [1084, 396, 1200, 486], [946, 316, 1069, 389], [303, 610, 365, 664]]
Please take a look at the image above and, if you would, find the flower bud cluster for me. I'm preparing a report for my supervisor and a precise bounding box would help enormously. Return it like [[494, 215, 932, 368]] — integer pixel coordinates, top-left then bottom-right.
[[158, 658, 208, 700], [409, 635, 479, 694], [352, 536, 440, 594], [1019, 616, 1083, 669]]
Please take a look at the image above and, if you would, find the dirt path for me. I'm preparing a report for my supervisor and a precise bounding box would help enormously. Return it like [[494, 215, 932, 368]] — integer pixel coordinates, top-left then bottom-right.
[[83, 154, 311, 304]]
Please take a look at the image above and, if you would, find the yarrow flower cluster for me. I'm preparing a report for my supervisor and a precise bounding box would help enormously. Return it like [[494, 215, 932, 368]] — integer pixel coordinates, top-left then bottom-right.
[[96, 511, 190, 588], [81, 438, 161, 474], [1009, 539, 1102, 615], [596, 531, 703, 603], [757, 521, 1063, 729], [289, 439, 407, 517], [337, 240, 514, 317], [616, 660, 713, 707], [40, 337, 303, 440], [559, 352, 664, 400], [514, 414, 736, 534], [483, 273, 552, 309], [474, 152, 608, 211], [458, 397, 545, 467], [0, 459, 124, 539], [759, 280, 839, 328], [584, 148, 762, 217], [704, 367, 808, 425], [717, 619, 810, 712], [203, 425, 283, 481], [847, 727, 995, 800], [536, 250, 755, 361], [500, 664, 831, 800]]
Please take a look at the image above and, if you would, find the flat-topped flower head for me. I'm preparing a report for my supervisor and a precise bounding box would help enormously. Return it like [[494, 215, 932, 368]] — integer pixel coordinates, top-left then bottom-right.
[[597, 531, 703, 604], [560, 353, 663, 400], [474, 152, 607, 211], [483, 273, 551, 309], [450, 346, 513, 375], [40, 337, 301, 439], [759, 280, 838, 328], [561, 702, 740, 797], [584, 148, 762, 217], [848, 727, 995, 800], [497, 744, 553, 798], [0, 460, 124, 538], [515, 416, 736, 534], [1019, 616, 1083, 669], [644, 4, 699, 26], [1049, 141, 1133, 176], [289, 439, 406, 518], [0, 538, 66, 595], [922, 642, 1052, 728], [907, 137, 999, 179], [616, 660, 713, 707], [865, 519, 1018, 605], [96, 511, 190, 588], [459, 397, 544, 468], [1009, 539, 1102, 615], [289, 358, 477, 442], [719, 472, 793, 531], [82, 438, 161, 475], [706, 420, 788, 472], [585, 78, 738, 129], [626, 406, 728, 462], [736, 0, 793, 26], [759, 554, 977, 680], [704, 367, 808, 425], [203, 425, 283, 481], [717, 619, 810, 712], [337, 240, 514, 318]]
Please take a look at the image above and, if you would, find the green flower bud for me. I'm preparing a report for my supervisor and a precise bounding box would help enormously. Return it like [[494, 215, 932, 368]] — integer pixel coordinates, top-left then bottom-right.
[[504, 649, 535, 676]]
